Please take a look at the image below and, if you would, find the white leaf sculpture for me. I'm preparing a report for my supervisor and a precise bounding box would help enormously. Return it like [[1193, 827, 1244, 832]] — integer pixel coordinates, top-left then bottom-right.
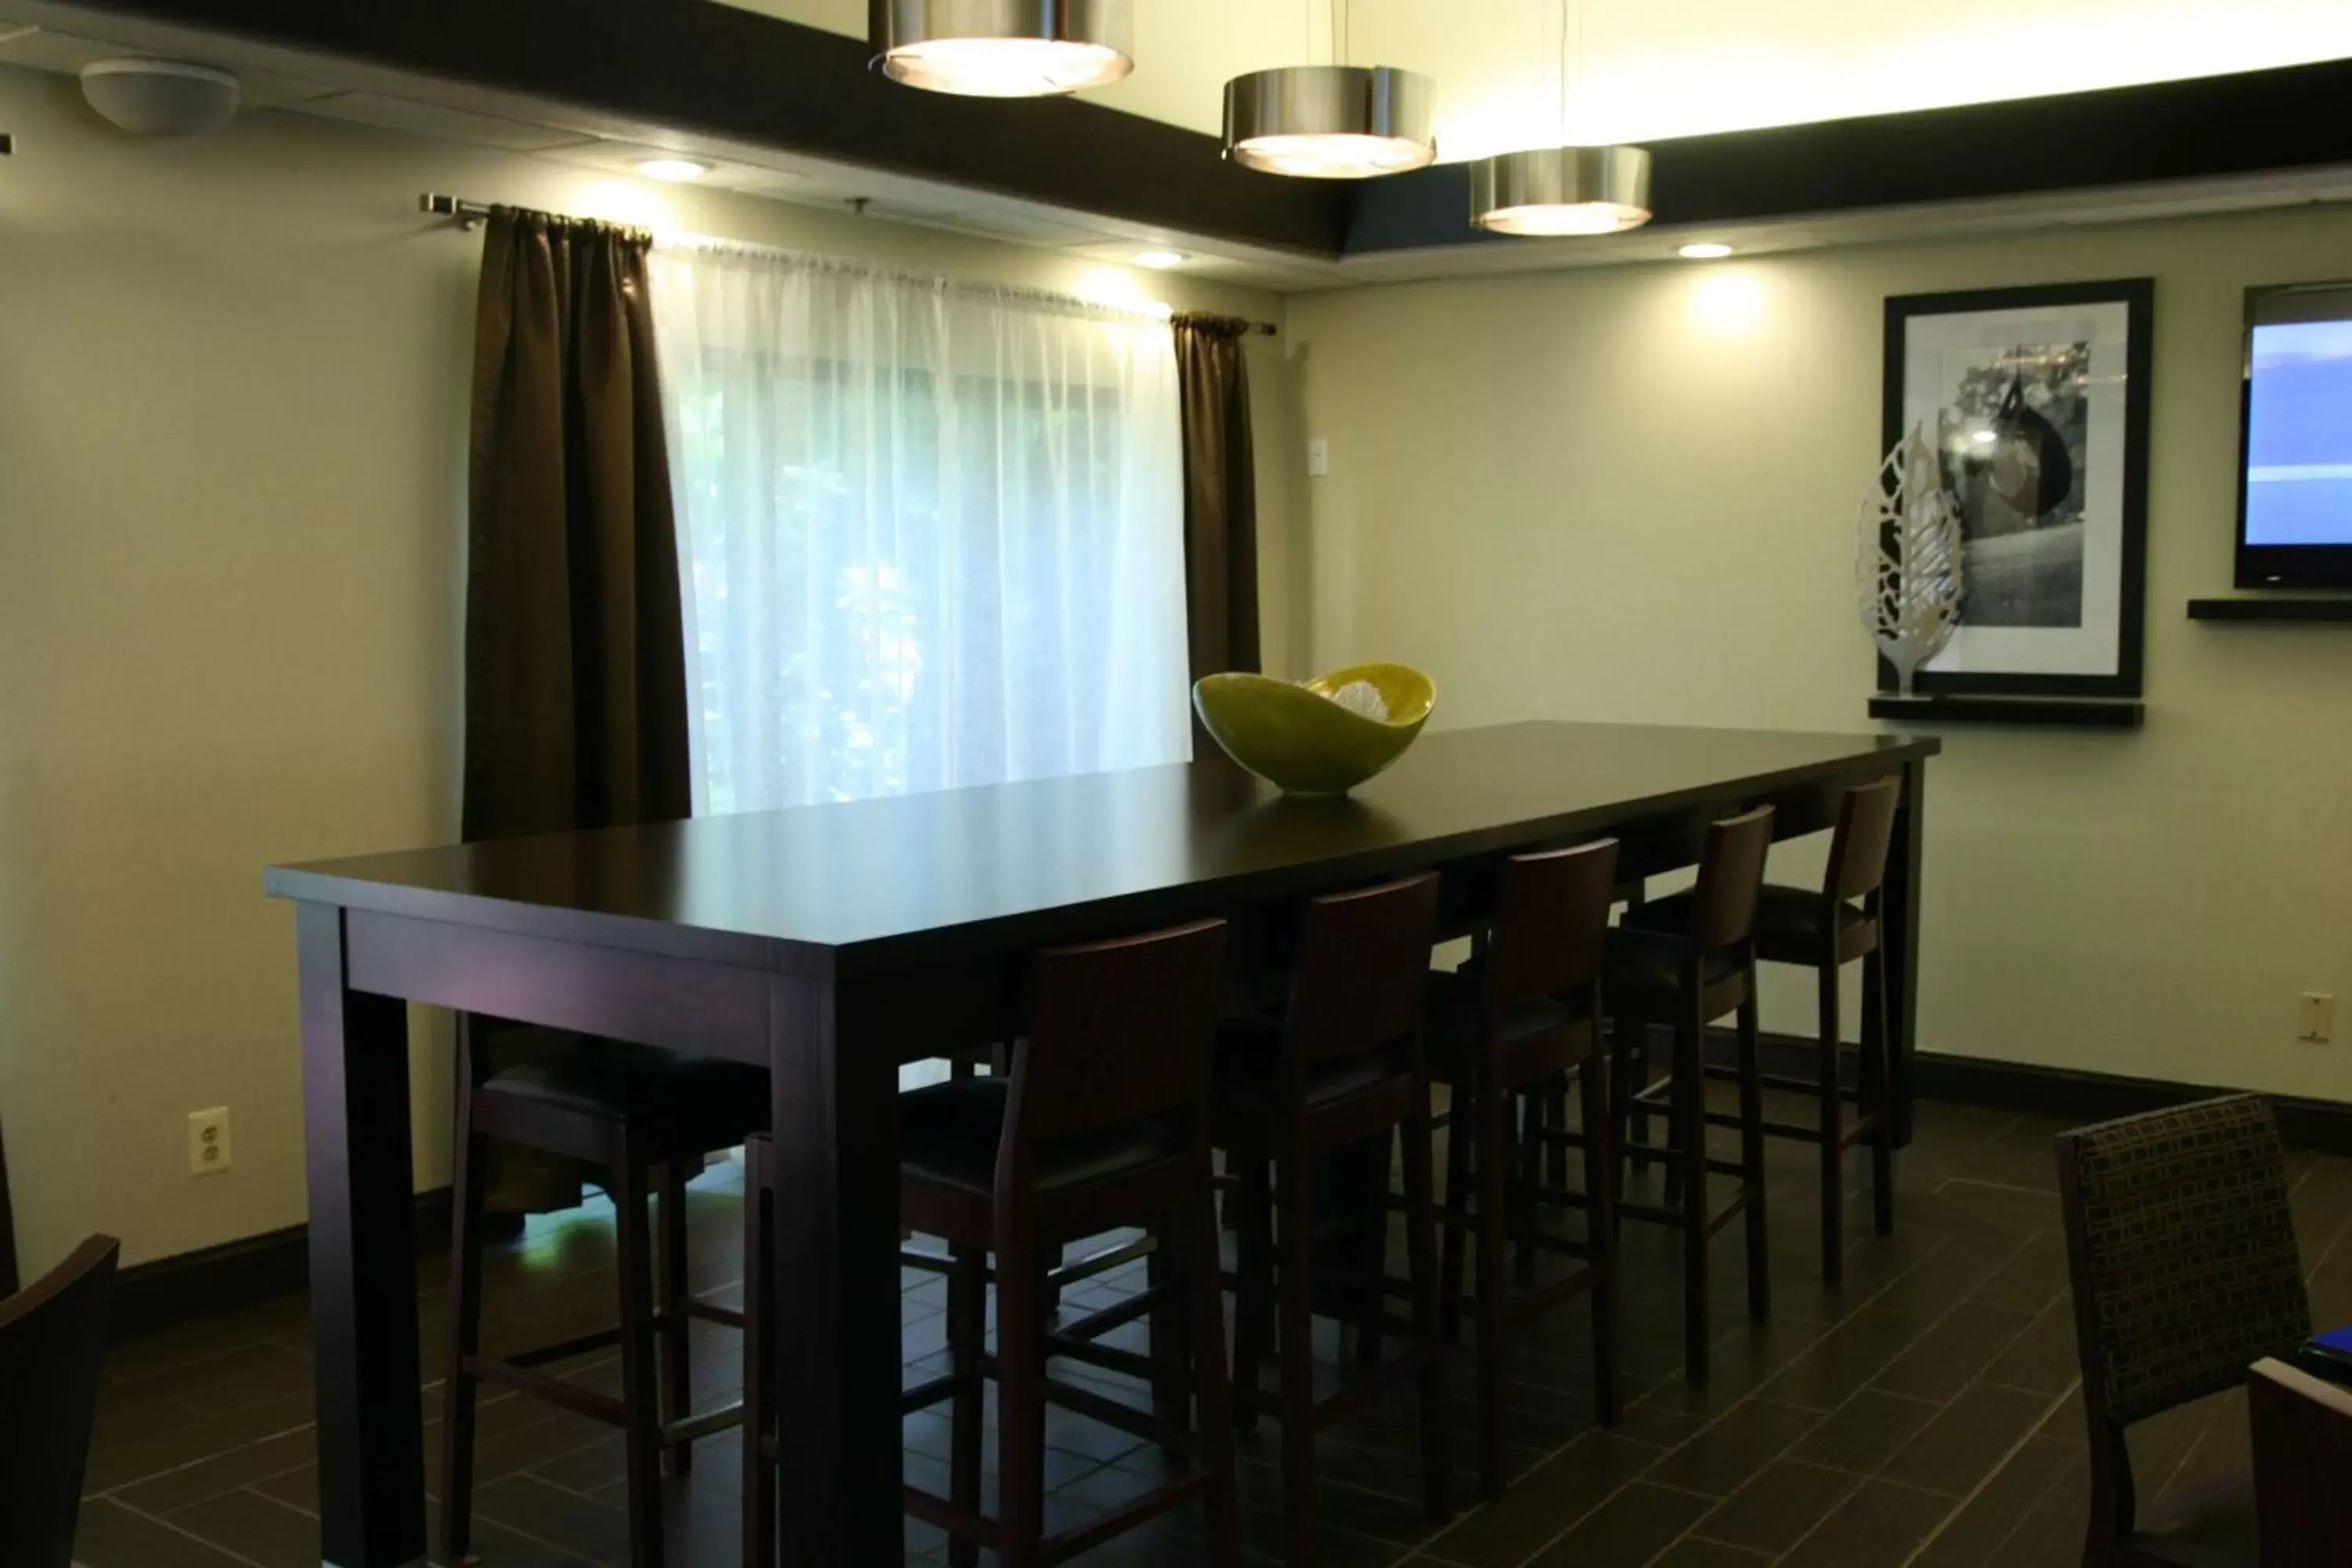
[[1857, 423, 1965, 697]]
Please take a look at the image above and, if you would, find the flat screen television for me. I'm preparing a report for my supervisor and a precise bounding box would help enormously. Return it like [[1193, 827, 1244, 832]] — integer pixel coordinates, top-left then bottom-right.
[[2238, 280, 2352, 589]]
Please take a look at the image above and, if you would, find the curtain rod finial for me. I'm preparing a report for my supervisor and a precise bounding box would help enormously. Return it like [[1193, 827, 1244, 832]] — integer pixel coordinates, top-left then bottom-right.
[[421, 192, 488, 231]]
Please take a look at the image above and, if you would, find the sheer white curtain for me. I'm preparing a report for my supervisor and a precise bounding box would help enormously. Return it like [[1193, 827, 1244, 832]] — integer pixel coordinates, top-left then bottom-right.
[[648, 239, 1190, 822]]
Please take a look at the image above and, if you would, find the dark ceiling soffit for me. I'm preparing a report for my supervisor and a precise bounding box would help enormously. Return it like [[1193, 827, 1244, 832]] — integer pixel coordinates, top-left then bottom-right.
[[71, 0, 1354, 256], [1350, 56, 2352, 255]]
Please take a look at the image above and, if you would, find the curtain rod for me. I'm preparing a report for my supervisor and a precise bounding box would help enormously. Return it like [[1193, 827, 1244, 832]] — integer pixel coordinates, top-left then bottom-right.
[[417, 193, 1278, 337]]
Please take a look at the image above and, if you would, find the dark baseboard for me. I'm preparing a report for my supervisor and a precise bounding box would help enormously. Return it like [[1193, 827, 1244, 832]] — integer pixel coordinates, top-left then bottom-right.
[[1908, 1052, 2352, 1157], [1695, 1028, 2352, 1158], [109, 1187, 452, 1342], [107, 1047, 2352, 1341]]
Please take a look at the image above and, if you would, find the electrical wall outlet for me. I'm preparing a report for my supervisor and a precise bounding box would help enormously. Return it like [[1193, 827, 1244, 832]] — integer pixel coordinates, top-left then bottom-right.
[[2299, 993, 2335, 1044], [188, 1106, 232, 1176]]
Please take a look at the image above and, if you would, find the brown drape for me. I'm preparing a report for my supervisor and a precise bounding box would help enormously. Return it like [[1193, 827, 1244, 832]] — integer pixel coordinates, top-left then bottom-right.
[[463, 208, 689, 843], [1172, 316, 1263, 710], [461, 209, 689, 1214]]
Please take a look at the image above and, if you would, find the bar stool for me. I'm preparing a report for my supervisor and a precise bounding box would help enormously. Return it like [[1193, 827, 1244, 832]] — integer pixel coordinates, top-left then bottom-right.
[[1625, 779, 1902, 1281], [1218, 873, 1450, 1568], [1605, 805, 1776, 1387], [744, 920, 1242, 1568], [946, 1051, 1171, 1319], [1425, 839, 1621, 1499], [929, 1052, 1167, 1366], [440, 1021, 763, 1568]]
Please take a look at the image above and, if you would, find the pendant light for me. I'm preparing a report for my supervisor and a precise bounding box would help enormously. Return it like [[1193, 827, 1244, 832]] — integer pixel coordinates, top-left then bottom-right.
[[876, 0, 1132, 99], [1470, 1, 1650, 236], [1221, 1, 1435, 180], [1472, 145, 1650, 235]]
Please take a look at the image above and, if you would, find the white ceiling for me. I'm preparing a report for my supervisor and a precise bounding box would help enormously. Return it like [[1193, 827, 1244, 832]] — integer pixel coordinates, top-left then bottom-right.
[[723, 0, 2352, 158]]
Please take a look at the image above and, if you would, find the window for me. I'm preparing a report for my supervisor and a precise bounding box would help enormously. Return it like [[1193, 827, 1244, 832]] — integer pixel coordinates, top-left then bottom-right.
[[650, 241, 1190, 819]]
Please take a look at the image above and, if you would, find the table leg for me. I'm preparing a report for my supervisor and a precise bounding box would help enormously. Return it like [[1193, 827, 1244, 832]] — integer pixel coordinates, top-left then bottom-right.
[[768, 975, 904, 1566], [297, 902, 425, 1568], [1883, 760, 1927, 1148]]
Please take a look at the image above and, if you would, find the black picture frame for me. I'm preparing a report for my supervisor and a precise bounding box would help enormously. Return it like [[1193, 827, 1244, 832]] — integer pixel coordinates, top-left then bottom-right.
[[1881, 278, 2153, 700]]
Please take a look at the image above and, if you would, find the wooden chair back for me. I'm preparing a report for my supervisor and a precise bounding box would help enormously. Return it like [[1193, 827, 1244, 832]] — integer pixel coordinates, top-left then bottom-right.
[[1008, 918, 1229, 1145], [1487, 840, 1619, 1007], [2056, 1096, 2310, 1555], [2249, 1356, 2352, 1567], [1685, 806, 1777, 953], [1822, 777, 1903, 906], [0, 1234, 121, 1568], [1283, 873, 1443, 1075]]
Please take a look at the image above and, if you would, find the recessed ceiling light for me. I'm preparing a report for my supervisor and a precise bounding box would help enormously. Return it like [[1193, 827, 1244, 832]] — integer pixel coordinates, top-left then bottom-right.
[[1678, 241, 1734, 260], [1134, 250, 1188, 269], [637, 158, 710, 182]]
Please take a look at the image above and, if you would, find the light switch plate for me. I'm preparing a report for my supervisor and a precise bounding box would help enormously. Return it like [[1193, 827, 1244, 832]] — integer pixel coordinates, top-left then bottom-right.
[[1307, 438, 1329, 477], [2299, 993, 2334, 1044]]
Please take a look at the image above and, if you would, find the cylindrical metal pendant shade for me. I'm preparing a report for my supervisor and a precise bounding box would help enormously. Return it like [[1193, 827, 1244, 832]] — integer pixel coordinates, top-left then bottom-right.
[[1222, 65, 1437, 180], [1470, 144, 1653, 236], [877, 0, 1131, 97]]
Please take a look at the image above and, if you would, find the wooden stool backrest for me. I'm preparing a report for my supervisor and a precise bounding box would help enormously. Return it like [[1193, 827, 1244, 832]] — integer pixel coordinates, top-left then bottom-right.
[[1010, 918, 1229, 1144], [1488, 840, 1619, 1008], [1685, 806, 1777, 953], [0, 1234, 119, 1568], [2250, 1356, 2352, 1568], [1823, 777, 1902, 906], [1282, 873, 1443, 1075]]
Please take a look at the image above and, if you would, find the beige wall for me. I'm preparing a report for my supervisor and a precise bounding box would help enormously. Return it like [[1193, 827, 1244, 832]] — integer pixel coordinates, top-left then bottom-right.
[[0, 64, 1296, 1275], [1290, 205, 2352, 1102], [18, 35, 2345, 1280]]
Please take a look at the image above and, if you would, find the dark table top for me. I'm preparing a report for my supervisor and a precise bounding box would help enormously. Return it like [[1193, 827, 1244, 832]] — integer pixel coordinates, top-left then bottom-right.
[[267, 721, 1936, 976]]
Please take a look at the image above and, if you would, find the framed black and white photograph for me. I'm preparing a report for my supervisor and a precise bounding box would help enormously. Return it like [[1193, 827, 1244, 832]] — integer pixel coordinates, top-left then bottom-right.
[[1882, 278, 2153, 699]]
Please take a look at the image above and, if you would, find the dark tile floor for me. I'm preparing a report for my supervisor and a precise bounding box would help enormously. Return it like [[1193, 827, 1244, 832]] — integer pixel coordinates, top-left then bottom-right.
[[71, 1092, 2352, 1567]]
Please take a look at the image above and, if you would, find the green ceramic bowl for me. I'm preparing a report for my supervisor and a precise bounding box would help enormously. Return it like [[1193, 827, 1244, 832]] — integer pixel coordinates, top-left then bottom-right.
[[1192, 662, 1437, 797]]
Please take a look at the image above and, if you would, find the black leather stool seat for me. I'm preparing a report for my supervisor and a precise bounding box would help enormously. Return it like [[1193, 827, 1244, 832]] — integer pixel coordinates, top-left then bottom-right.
[[898, 1077, 1184, 1196], [1212, 1016, 1394, 1112], [1625, 886, 1868, 957], [478, 1038, 769, 1152], [1604, 927, 1747, 1004], [1422, 967, 1589, 1084]]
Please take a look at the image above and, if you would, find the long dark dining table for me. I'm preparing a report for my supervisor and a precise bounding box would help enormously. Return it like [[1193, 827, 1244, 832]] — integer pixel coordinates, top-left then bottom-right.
[[265, 719, 1938, 1567]]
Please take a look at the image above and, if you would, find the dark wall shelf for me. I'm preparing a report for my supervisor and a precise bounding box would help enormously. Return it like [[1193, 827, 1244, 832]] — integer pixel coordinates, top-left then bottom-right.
[[2187, 597, 2352, 622], [1869, 695, 2145, 730]]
